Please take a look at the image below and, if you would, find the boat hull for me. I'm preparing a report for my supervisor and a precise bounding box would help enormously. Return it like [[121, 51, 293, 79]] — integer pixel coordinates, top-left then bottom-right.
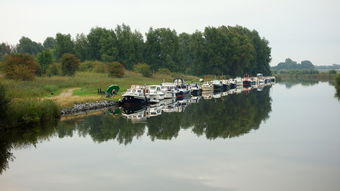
[[176, 90, 191, 100], [121, 96, 147, 107], [191, 89, 202, 96], [243, 80, 251, 87]]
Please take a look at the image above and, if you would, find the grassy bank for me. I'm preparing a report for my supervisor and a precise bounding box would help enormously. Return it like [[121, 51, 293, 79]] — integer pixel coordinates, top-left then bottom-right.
[[0, 70, 199, 107], [274, 72, 336, 82], [0, 70, 198, 128]]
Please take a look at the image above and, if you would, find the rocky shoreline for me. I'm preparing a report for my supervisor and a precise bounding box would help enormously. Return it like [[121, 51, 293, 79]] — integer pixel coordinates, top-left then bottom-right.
[[61, 100, 118, 115]]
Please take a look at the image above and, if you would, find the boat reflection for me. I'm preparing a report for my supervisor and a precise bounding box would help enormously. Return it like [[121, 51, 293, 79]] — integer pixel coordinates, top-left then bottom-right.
[[121, 83, 274, 123]]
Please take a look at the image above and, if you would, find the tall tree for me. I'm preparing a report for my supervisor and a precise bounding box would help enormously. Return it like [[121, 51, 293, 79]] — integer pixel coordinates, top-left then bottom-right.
[[74, 33, 90, 61], [115, 24, 144, 69], [37, 49, 53, 74], [43, 37, 56, 49], [16, 37, 43, 55], [0, 43, 12, 60], [55, 33, 74, 59], [145, 28, 179, 71]]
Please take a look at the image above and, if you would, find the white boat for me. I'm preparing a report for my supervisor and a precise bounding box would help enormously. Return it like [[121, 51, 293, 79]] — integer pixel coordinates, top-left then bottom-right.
[[212, 80, 223, 91], [121, 85, 148, 106], [235, 77, 243, 86], [147, 85, 165, 103], [161, 82, 176, 99], [188, 83, 201, 96], [202, 82, 213, 91]]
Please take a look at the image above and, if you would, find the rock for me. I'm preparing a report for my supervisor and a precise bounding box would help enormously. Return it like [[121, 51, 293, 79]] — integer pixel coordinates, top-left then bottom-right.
[[61, 100, 117, 115]]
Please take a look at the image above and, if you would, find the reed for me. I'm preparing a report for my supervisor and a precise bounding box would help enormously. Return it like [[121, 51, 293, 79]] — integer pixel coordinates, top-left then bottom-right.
[[2, 99, 60, 129]]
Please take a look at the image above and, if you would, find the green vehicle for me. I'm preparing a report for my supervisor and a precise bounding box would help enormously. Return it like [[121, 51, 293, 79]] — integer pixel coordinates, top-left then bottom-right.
[[106, 84, 120, 97]]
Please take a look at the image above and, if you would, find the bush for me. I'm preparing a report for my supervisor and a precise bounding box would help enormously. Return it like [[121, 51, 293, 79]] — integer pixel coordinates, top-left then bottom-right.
[[329, 70, 337, 75], [61, 53, 80, 76], [4, 54, 38, 80], [336, 74, 340, 99], [46, 63, 61, 76], [0, 84, 9, 121], [157, 68, 171, 75], [37, 49, 53, 75], [133, 63, 152, 77], [93, 61, 106, 73], [79, 61, 95, 72], [106, 62, 124, 77], [5, 99, 60, 128]]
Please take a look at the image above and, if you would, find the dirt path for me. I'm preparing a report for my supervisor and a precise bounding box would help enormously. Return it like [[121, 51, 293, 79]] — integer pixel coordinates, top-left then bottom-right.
[[47, 88, 101, 108], [57, 88, 80, 97]]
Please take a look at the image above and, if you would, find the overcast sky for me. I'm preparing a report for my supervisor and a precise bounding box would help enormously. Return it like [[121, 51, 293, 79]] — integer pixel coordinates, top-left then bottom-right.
[[1, 0, 339, 66]]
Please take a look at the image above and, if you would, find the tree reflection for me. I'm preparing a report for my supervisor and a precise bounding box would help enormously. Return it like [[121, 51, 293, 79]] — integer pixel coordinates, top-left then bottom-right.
[[0, 86, 272, 174], [0, 123, 58, 174]]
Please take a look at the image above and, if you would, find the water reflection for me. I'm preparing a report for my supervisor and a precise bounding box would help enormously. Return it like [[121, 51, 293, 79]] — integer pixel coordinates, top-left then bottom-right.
[[0, 85, 273, 174]]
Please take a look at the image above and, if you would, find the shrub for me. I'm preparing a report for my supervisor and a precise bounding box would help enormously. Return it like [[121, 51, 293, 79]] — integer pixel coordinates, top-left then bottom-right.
[[329, 70, 337, 75], [157, 68, 171, 75], [79, 61, 95, 72], [46, 63, 61, 76], [93, 61, 106, 73], [336, 74, 340, 99], [37, 49, 53, 74], [5, 99, 60, 128], [133, 63, 152, 77], [0, 84, 9, 121], [61, 53, 80, 76], [4, 54, 38, 80], [107, 62, 125, 77]]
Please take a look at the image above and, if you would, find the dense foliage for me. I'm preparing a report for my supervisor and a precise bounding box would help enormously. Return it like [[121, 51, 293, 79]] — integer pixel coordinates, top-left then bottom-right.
[[272, 58, 315, 70], [106, 61, 125, 77], [4, 54, 39, 80], [133, 63, 152, 77], [0, 84, 9, 122], [336, 74, 340, 99], [37, 49, 53, 74], [1, 25, 272, 77], [61, 53, 80, 76]]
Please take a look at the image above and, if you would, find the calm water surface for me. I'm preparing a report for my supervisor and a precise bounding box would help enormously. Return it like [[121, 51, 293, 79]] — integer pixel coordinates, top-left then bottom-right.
[[1, 82, 340, 191]]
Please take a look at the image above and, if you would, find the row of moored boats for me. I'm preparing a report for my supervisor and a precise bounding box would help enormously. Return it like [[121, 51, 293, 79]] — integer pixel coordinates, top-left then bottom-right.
[[119, 74, 275, 107]]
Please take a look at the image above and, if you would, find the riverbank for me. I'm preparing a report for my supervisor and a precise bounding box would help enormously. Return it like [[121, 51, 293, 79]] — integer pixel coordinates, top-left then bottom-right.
[[0, 70, 199, 128], [274, 72, 336, 82], [1, 70, 199, 108]]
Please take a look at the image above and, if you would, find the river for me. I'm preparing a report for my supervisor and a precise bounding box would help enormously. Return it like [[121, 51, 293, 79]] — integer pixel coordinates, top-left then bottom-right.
[[1, 81, 340, 191]]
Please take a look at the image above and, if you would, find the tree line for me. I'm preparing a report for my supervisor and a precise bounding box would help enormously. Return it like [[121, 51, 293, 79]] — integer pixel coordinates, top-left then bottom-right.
[[0, 24, 272, 77], [271, 58, 315, 70]]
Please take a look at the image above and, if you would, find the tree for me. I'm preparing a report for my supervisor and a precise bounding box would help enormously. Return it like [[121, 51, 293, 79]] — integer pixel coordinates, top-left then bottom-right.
[[87, 27, 118, 61], [74, 33, 90, 61], [43, 37, 56, 49], [55, 33, 74, 59], [115, 24, 144, 69], [61, 53, 80, 76], [4, 54, 39, 80], [145, 28, 179, 72], [107, 62, 125, 77], [329, 70, 337, 74], [0, 43, 12, 60], [272, 59, 315, 70], [37, 49, 53, 74], [133, 63, 152, 77], [16, 37, 43, 55], [47, 63, 60, 76]]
